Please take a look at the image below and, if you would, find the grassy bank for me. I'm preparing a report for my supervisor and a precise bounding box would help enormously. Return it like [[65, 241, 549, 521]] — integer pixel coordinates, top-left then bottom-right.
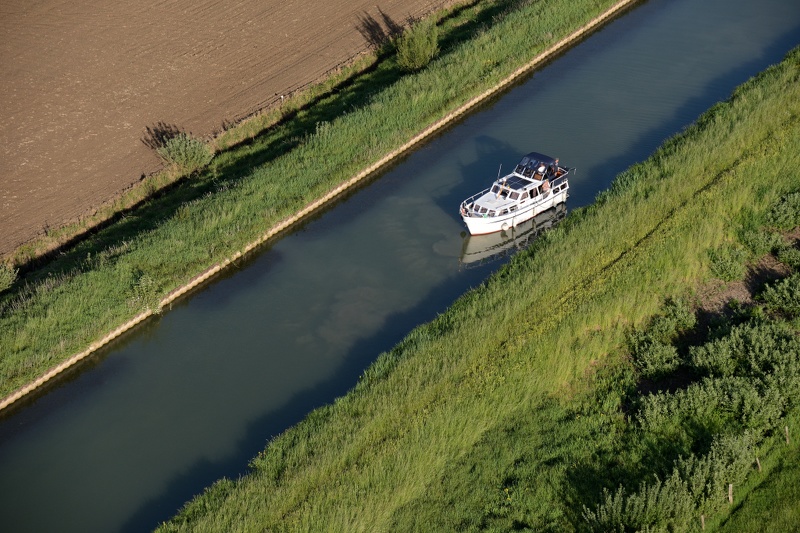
[[156, 47, 800, 531], [0, 0, 627, 401]]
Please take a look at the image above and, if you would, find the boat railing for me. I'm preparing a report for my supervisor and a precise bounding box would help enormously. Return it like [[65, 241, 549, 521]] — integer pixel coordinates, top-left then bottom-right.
[[543, 173, 569, 193], [460, 170, 570, 217], [459, 188, 492, 216]]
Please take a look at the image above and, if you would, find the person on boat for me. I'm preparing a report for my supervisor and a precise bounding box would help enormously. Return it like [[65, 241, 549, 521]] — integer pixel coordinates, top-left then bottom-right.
[[537, 164, 546, 176], [549, 158, 560, 177], [542, 178, 550, 193]]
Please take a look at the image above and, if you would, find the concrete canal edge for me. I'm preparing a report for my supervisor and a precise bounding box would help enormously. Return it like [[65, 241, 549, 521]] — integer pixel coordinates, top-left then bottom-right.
[[0, 0, 640, 415]]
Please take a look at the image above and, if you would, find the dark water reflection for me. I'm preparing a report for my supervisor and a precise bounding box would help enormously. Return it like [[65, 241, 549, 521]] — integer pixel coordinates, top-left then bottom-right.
[[0, 0, 798, 531]]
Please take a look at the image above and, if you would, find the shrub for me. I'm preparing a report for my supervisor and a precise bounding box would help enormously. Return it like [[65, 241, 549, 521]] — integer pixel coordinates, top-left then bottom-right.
[[708, 243, 748, 281], [758, 273, 800, 318], [395, 18, 439, 72], [766, 192, 800, 230], [674, 432, 757, 515], [739, 228, 784, 257], [777, 245, 800, 270], [582, 475, 695, 532], [155, 132, 213, 174], [0, 263, 17, 293], [131, 273, 162, 313], [690, 321, 800, 379], [629, 299, 695, 378], [635, 342, 681, 380]]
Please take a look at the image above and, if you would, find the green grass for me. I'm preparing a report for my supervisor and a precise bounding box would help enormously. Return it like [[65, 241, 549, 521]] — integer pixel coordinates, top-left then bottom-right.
[[718, 413, 800, 532], [155, 48, 800, 531], [0, 0, 625, 399]]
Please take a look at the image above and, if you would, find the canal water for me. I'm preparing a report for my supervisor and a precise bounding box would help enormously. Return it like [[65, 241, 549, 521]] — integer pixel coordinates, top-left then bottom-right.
[[1, 0, 798, 530]]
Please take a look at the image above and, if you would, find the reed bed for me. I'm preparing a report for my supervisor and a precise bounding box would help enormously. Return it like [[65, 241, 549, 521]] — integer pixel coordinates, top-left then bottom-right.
[[157, 48, 800, 531]]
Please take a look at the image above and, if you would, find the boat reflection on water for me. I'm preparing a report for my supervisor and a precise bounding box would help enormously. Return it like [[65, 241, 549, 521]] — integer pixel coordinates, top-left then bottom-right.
[[459, 203, 567, 267]]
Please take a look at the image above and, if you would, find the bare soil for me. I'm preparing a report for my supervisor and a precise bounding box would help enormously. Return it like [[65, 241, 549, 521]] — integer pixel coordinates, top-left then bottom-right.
[[0, 0, 456, 258], [694, 251, 794, 320]]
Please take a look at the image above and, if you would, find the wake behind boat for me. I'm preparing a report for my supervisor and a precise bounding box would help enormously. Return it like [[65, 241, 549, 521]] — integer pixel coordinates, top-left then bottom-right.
[[459, 152, 571, 235]]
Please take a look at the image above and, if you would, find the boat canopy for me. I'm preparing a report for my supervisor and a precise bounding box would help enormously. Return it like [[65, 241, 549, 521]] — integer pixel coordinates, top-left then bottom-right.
[[514, 152, 557, 176]]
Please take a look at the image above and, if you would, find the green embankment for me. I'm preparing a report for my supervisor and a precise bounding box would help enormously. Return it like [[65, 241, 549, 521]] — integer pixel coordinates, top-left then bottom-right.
[[157, 48, 800, 531], [0, 0, 626, 400]]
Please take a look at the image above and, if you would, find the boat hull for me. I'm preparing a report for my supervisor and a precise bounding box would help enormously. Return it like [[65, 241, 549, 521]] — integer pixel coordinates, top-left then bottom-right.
[[462, 188, 568, 236], [459, 203, 567, 266]]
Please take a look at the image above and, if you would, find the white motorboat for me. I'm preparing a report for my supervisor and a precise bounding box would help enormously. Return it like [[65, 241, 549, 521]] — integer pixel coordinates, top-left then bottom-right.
[[459, 152, 570, 235]]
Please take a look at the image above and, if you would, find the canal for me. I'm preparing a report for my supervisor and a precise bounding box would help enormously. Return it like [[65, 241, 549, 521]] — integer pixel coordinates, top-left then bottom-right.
[[1, 0, 798, 530]]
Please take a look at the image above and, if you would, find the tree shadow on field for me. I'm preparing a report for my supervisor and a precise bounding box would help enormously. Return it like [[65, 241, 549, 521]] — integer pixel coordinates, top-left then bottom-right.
[[141, 121, 182, 151], [357, 9, 403, 50], [203, 0, 513, 187]]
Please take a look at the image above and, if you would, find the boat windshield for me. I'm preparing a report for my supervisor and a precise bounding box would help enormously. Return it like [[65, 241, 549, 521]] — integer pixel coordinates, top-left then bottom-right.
[[489, 185, 521, 201]]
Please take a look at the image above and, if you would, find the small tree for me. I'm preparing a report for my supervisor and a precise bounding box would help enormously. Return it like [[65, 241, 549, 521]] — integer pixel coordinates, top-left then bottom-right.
[[156, 132, 213, 175], [395, 18, 439, 72]]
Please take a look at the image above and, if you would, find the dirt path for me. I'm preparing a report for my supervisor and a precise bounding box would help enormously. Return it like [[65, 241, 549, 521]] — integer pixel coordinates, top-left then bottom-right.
[[0, 0, 455, 258]]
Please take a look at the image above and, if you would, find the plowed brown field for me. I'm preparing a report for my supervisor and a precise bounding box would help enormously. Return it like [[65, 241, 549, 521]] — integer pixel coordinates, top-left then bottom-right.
[[0, 0, 457, 258]]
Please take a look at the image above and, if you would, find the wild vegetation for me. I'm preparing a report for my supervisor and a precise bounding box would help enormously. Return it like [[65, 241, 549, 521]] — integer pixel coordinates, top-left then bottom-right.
[[0, 264, 16, 293], [0, 0, 626, 399], [395, 17, 440, 72], [155, 47, 800, 531], [154, 132, 214, 176]]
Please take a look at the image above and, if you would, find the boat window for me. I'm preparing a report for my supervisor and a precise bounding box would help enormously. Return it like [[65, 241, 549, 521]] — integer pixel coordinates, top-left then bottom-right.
[[491, 184, 500, 194], [521, 191, 529, 200], [510, 191, 520, 200], [522, 167, 533, 177]]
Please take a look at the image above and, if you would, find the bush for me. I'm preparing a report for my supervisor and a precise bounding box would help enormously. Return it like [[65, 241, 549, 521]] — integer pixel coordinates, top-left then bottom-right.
[[635, 343, 681, 380], [395, 18, 439, 72], [584, 432, 759, 532], [0, 263, 17, 293], [766, 192, 800, 230], [582, 475, 695, 532], [155, 132, 213, 174], [131, 273, 162, 313], [777, 245, 800, 270], [739, 228, 784, 257], [690, 321, 799, 378], [759, 273, 800, 318], [629, 299, 695, 378], [674, 432, 757, 515], [708, 243, 748, 281]]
